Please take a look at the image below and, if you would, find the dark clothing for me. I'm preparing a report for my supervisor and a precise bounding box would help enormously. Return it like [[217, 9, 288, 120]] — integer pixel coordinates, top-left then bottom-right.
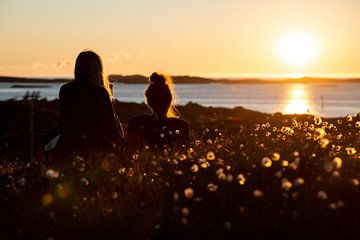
[[127, 114, 190, 152], [57, 80, 124, 153]]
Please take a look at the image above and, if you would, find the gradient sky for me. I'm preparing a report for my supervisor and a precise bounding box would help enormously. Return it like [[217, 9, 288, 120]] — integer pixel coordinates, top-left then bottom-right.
[[0, 0, 359, 78]]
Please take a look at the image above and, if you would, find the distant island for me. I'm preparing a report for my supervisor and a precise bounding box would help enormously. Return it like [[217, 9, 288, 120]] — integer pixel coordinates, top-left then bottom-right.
[[0, 75, 360, 84]]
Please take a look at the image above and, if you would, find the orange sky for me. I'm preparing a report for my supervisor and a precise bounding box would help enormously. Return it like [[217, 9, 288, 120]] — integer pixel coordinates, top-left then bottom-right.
[[0, 0, 359, 78]]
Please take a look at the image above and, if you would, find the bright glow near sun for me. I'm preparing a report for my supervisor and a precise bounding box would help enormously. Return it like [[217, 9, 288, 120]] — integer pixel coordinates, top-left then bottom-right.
[[283, 84, 313, 115], [277, 32, 319, 67]]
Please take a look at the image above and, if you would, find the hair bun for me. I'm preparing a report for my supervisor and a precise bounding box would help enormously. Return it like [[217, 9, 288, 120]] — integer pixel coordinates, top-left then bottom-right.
[[149, 72, 167, 85]]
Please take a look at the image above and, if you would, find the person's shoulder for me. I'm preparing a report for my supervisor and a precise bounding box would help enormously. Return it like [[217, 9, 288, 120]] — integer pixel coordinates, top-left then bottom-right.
[[130, 114, 153, 124], [59, 81, 76, 98], [128, 114, 153, 131], [167, 117, 189, 129]]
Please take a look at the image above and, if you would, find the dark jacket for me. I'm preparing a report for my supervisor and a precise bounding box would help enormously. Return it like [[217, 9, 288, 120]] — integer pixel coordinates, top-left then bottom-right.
[[58, 80, 124, 153], [127, 114, 189, 152]]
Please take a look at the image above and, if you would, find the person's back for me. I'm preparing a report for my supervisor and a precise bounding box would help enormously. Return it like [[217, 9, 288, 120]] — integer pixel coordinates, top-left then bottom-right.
[[59, 80, 123, 152], [43, 51, 124, 161], [127, 113, 189, 151], [127, 72, 190, 153]]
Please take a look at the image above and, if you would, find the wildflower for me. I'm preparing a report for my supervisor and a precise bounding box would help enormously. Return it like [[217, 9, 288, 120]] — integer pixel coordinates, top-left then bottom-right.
[[55, 183, 71, 199], [317, 190, 328, 200], [319, 138, 330, 148], [314, 116, 322, 125], [184, 187, 194, 199], [332, 157, 342, 169], [224, 221, 232, 231], [351, 178, 360, 186], [226, 174, 234, 183], [46, 169, 60, 179], [282, 160, 289, 167], [253, 189, 264, 198], [81, 177, 89, 186], [281, 178, 293, 191], [237, 174, 246, 185], [261, 157, 272, 167], [207, 183, 218, 192], [346, 115, 353, 122], [314, 128, 326, 139], [41, 194, 54, 206], [182, 207, 190, 216], [206, 151, 216, 161], [346, 147, 357, 155], [173, 192, 179, 201], [293, 178, 304, 187], [272, 152, 280, 161], [190, 164, 199, 173]]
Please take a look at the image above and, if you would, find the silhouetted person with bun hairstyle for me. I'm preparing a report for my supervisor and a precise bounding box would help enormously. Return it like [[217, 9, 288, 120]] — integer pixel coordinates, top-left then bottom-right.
[[45, 50, 124, 158], [127, 72, 190, 152]]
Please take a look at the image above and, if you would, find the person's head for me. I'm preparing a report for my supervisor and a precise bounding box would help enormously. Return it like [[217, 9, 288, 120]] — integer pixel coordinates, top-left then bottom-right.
[[145, 72, 178, 118], [74, 50, 112, 96]]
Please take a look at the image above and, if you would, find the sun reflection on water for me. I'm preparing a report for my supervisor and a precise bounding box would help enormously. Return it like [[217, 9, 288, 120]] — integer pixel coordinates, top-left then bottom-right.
[[283, 84, 313, 115]]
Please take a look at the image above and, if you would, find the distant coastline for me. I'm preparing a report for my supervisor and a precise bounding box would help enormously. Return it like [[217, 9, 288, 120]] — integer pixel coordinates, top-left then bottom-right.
[[0, 75, 360, 84]]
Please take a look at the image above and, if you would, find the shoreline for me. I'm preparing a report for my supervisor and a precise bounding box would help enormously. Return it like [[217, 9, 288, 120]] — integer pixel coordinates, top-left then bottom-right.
[[1, 75, 360, 84]]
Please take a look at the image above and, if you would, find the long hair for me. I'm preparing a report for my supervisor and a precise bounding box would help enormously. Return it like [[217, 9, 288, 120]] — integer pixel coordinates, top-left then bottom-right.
[[144, 72, 178, 118], [74, 50, 112, 96]]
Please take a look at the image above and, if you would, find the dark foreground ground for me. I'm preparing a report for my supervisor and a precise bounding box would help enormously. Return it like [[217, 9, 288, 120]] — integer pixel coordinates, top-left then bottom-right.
[[1, 99, 360, 239]]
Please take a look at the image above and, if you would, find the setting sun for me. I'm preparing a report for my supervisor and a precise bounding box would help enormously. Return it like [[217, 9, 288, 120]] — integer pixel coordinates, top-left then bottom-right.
[[277, 32, 319, 67]]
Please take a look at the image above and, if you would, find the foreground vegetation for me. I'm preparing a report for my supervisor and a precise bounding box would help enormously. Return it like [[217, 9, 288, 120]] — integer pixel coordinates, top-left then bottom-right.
[[1, 100, 360, 239]]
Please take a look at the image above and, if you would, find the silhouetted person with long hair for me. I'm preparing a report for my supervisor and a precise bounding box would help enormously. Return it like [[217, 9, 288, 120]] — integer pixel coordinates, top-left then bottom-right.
[[127, 72, 190, 152], [46, 50, 124, 157]]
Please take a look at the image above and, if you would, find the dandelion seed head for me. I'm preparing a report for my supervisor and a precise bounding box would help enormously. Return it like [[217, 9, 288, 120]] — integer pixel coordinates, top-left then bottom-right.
[[261, 157, 272, 167], [272, 152, 280, 161], [332, 157, 342, 169], [346, 115, 353, 122], [253, 189, 264, 198], [305, 132, 312, 139], [41, 194, 53, 206], [346, 147, 357, 155], [46, 169, 60, 179], [237, 174, 246, 185], [314, 116, 322, 125], [182, 207, 190, 216], [55, 184, 70, 199], [207, 183, 218, 192], [206, 151, 215, 161], [190, 164, 199, 173], [184, 187, 194, 199], [81, 177, 89, 186], [351, 178, 360, 186], [332, 170, 341, 178], [294, 177, 305, 186], [293, 151, 300, 157], [282, 160, 289, 167], [281, 178, 293, 191], [317, 190, 328, 200], [314, 128, 326, 139], [319, 138, 330, 148], [226, 174, 234, 183], [224, 221, 232, 231], [173, 192, 179, 201]]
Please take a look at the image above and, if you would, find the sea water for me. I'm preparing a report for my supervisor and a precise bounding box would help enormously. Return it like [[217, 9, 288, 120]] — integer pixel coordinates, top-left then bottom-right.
[[0, 82, 359, 117]]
